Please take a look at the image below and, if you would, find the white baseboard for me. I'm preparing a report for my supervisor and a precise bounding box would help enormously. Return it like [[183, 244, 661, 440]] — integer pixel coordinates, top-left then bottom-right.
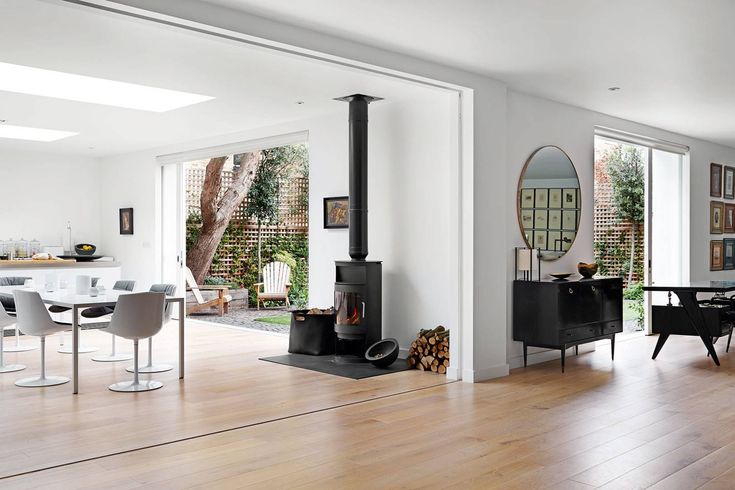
[[508, 343, 596, 370], [462, 363, 510, 382]]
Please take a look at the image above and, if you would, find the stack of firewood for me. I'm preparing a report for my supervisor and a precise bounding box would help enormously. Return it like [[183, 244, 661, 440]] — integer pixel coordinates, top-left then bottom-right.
[[407, 326, 450, 374]]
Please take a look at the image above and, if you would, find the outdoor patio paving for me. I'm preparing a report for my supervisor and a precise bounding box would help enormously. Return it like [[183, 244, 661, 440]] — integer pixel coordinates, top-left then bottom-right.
[[190, 307, 291, 334]]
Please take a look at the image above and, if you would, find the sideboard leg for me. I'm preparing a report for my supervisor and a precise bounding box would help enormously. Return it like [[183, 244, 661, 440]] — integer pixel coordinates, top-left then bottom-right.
[[561, 346, 566, 373], [523, 342, 527, 367], [611, 334, 616, 360]]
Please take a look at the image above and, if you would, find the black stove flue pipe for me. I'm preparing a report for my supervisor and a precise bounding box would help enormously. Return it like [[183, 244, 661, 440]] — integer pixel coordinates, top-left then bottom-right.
[[335, 94, 382, 261]]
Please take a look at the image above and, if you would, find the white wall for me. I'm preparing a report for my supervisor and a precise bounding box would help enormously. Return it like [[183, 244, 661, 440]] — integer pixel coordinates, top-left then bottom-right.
[[0, 150, 101, 250], [506, 90, 735, 367], [308, 98, 454, 348]]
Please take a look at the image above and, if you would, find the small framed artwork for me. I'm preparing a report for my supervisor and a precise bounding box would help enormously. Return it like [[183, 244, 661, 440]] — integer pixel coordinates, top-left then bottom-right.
[[119, 208, 134, 235], [520, 209, 534, 229], [533, 230, 547, 250], [562, 210, 577, 230], [323, 196, 349, 229], [534, 188, 548, 208], [711, 163, 723, 197], [547, 231, 562, 251], [725, 204, 735, 233], [548, 210, 562, 229], [549, 189, 562, 208], [711, 201, 724, 234], [725, 166, 735, 200], [534, 209, 548, 229], [724, 239, 735, 270], [711, 240, 724, 271], [520, 189, 535, 208], [561, 231, 576, 251], [562, 188, 577, 209]]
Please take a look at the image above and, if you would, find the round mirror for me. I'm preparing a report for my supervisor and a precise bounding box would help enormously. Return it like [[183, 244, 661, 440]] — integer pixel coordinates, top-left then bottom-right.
[[517, 146, 580, 260]]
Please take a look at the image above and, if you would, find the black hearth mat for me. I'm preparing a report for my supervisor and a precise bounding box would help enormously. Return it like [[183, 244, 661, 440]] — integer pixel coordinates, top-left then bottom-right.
[[259, 354, 412, 379]]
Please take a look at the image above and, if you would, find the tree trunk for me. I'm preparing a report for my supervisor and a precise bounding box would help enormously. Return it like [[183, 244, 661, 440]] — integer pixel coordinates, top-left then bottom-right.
[[187, 153, 260, 284], [628, 224, 636, 286]]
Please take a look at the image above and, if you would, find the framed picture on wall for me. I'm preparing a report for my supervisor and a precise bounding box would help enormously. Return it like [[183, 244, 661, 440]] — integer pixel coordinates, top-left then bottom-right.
[[711, 240, 725, 270], [711, 201, 724, 234], [561, 231, 576, 251], [547, 231, 562, 251], [724, 239, 735, 270], [534, 189, 548, 208], [533, 209, 547, 229], [520, 209, 534, 229], [711, 163, 723, 197], [548, 210, 562, 229], [562, 210, 577, 230], [119, 208, 134, 235], [520, 189, 535, 208], [549, 189, 562, 208], [725, 166, 735, 199], [725, 204, 735, 233], [533, 230, 547, 250], [562, 188, 577, 209], [323, 196, 349, 229]]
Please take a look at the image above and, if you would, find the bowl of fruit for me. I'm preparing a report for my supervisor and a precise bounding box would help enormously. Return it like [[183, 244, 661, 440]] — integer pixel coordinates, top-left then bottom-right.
[[75, 243, 97, 256]]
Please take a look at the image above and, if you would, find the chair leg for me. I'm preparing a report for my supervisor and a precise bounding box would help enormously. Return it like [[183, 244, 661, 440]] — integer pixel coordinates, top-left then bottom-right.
[[15, 337, 69, 387], [92, 334, 133, 362], [110, 339, 163, 392], [127, 337, 171, 373], [0, 328, 25, 373]]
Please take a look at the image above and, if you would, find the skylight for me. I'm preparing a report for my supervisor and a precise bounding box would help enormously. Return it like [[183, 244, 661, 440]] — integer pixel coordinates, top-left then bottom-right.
[[0, 123, 78, 142], [0, 62, 214, 112]]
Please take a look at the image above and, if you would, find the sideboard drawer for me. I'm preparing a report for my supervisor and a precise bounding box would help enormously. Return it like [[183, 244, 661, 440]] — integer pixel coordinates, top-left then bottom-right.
[[560, 325, 599, 343], [601, 321, 623, 335]]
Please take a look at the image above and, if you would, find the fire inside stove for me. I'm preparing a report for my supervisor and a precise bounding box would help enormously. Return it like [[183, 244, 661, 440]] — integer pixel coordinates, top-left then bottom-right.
[[335, 291, 363, 326]]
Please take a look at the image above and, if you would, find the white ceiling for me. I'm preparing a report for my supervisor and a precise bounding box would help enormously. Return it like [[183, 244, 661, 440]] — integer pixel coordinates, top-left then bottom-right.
[[0, 0, 442, 156], [200, 0, 735, 148]]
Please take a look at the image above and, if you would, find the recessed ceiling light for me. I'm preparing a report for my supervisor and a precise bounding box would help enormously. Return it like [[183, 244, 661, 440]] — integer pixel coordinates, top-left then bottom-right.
[[608, 87, 621, 91], [296, 101, 305, 105], [0, 62, 214, 112], [0, 124, 78, 142]]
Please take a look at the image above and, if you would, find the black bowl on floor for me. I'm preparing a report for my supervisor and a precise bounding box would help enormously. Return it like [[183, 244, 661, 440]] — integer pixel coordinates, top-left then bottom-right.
[[365, 338, 399, 368]]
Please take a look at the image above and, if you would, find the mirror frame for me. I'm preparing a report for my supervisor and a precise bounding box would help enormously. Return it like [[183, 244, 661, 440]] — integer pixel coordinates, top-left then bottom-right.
[[516, 145, 581, 260]]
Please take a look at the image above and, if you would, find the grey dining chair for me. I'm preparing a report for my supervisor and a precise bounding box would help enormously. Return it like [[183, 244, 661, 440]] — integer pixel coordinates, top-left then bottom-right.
[[105, 292, 166, 392], [13, 290, 70, 387], [89, 280, 137, 362]]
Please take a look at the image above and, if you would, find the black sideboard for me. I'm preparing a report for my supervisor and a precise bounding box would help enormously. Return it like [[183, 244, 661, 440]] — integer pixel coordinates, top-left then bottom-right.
[[513, 277, 623, 372]]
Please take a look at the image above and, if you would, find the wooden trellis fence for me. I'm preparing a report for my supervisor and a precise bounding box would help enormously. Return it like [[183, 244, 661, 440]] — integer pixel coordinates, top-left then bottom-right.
[[186, 164, 309, 281]]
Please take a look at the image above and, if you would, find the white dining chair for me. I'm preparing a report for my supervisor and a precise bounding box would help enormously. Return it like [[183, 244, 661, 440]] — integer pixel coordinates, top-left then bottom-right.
[[1, 276, 37, 352], [90, 280, 136, 362], [0, 302, 25, 373], [105, 292, 165, 392], [126, 284, 176, 374], [13, 290, 70, 387]]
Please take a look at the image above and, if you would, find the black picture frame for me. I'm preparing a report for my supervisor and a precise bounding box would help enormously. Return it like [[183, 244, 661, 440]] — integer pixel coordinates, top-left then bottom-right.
[[725, 166, 735, 200], [711, 163, 723, 198], [119, 208, 134, 235], [725, 238, 735, 270], [323, 196, 348, 229]]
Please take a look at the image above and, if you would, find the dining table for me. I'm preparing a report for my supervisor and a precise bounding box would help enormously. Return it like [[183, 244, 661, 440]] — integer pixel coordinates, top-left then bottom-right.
[[0, 286, 185, 394], [643, 280, 735, 366]]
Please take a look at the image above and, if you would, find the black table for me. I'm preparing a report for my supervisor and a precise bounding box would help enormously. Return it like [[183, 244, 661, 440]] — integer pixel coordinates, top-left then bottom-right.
[[643, 281, 735, 366]]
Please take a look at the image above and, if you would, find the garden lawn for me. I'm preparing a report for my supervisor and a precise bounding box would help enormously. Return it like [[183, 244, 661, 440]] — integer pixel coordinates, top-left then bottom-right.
[[254, 314, 291, 325]]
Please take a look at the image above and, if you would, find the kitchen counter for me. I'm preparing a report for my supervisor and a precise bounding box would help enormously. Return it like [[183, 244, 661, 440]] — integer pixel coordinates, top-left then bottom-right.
[[0, 260, 121, 268]]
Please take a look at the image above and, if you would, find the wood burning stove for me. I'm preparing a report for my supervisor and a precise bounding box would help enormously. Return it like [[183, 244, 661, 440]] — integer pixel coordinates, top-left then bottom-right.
[[333, 94, 383, 362]]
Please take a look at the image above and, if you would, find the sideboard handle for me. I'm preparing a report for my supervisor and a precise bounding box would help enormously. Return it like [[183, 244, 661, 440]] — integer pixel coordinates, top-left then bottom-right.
[[568, 288, 574, 294]]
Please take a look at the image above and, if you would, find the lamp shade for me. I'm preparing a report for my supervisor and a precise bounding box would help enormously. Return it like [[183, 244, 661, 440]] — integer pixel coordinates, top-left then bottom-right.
[[517, 248, 532, 272]]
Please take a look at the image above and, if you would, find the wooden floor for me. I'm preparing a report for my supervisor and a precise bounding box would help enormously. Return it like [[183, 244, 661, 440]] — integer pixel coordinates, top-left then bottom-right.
[[3, 323, 735, 488]]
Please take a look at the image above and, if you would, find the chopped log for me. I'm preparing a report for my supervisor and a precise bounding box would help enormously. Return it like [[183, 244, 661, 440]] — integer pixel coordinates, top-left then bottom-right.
[[431, 364, 438, 372], [443, 359, 450, 367], [438, 365, 446, 374]]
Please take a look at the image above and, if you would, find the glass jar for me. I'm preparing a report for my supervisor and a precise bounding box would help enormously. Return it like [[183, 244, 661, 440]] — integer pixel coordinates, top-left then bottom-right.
[[16, 238, 29, 259], [30, 239, 41, 256]]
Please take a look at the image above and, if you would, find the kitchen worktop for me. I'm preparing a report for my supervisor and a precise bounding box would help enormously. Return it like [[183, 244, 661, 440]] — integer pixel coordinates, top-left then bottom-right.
[[0, 260, 121, 269]]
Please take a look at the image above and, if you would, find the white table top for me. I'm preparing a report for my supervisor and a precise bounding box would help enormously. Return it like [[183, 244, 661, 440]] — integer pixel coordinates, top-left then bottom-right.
[[0, 286, 182, 308]]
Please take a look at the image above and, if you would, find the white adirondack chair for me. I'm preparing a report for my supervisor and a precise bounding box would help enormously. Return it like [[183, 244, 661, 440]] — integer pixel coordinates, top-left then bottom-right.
[[255, 261, 292, 310], [185, 267, 232, 316]]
